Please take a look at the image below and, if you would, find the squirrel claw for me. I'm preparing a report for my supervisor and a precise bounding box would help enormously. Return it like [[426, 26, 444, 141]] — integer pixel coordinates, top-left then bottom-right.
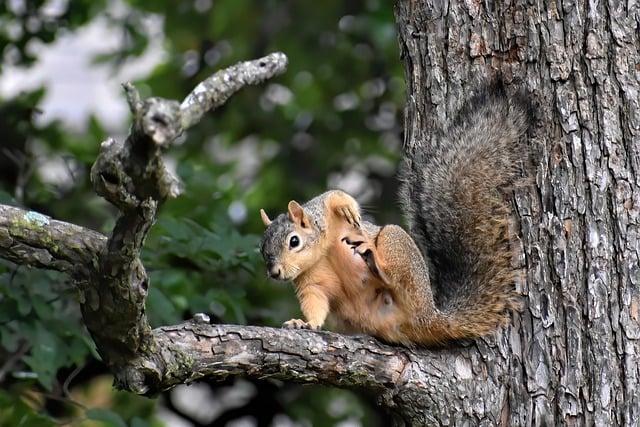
[[347, 241, 386, 282], [283, 319, 319, 330], [340, 207, 361, 228], [341, 236, 363, 247]]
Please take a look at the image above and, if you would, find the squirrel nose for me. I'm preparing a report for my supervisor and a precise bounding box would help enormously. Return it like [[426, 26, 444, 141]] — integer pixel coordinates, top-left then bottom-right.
[[266, 261, 282, 279], [269, 266, 282, 279]]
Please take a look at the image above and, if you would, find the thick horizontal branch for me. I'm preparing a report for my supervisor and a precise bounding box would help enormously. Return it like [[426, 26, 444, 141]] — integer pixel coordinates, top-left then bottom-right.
[[0, 204, 106, 276], [112, 320, 508, 425], [143, 323, 409, 394], [114, 320, 469, 425]]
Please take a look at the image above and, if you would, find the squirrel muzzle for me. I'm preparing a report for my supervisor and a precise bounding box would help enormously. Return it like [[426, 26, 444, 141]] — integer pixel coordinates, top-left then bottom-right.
[[266, 260, 283, 280]]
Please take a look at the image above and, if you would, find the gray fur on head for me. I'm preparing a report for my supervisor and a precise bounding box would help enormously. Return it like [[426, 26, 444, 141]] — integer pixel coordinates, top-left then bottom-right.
[[260, 213, 293, 262]]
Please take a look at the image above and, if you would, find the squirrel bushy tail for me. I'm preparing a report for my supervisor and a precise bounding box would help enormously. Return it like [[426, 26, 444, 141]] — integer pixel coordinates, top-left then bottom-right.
[[398, 83, 532, 337]]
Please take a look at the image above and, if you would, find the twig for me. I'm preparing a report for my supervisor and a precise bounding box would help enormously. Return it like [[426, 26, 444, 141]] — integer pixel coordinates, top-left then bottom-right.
[[180, 52, 287, 129], [62, 364, 84, 399]]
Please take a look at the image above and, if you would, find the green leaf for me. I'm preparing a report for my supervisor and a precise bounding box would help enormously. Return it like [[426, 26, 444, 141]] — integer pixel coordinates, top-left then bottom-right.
[[86, 408, 128, 427], [31, 295, 53, 320], [81, 333, 102, 361], [130, 416, 151, 427], [22, 323, 65, 390], [66, 337, 90, 366], [0, 328, 20, 352]]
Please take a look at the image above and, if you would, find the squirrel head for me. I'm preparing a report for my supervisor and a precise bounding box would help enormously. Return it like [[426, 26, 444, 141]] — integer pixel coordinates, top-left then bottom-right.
[[259, 201, 323, 281]]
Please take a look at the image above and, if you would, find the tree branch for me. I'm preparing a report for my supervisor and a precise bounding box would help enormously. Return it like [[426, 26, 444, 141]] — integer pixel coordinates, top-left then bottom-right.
[[0, 204, 105, 276], [118, 321, 411, 397], [0, 51, 484, 424], [74, 52, 288, 368], [119, 321, 498, 426], [180, 52, 288, 129]]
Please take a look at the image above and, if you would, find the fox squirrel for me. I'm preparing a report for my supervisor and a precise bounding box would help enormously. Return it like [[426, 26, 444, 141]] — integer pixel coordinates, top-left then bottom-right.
[[259, 85, 532, 346]]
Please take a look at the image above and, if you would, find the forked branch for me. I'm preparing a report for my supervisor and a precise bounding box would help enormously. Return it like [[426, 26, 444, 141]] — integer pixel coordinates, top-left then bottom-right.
[[0, 51, 480, 425]]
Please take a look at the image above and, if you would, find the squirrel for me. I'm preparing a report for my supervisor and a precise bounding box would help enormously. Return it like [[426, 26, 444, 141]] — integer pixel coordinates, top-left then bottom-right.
[[259, 84, 532, 346], [259, 190, 390, 332]]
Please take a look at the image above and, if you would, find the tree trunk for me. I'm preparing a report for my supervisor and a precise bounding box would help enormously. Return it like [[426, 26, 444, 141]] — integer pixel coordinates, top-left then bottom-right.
[[395, 0, 640, 425]]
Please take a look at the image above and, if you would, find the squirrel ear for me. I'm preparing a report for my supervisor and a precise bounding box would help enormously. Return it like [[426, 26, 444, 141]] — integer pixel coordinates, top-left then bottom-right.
[[287, 201, 309, 228], [259, 209, 272, 226]]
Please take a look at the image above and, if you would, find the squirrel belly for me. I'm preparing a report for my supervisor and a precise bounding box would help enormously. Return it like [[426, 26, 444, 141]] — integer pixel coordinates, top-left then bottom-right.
[[259, 190, 392, 331], [290, 219, 411, 343], [259, 83, 532, 346], [326, 224, 410, 343]]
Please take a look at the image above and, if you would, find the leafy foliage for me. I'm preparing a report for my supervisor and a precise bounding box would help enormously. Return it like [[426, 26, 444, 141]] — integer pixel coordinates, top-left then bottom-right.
[[0, 0, 402, 425], [0, 267, 96, 390]]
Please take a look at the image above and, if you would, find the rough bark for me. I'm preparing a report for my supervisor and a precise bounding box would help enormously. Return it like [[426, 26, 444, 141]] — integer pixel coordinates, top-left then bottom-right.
[[0, 204, 105, 275], [395, 0, 639, 425]]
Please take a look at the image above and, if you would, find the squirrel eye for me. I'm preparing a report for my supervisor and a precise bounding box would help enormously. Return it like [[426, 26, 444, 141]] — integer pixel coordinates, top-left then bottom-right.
[[289, 235, 300, 248]]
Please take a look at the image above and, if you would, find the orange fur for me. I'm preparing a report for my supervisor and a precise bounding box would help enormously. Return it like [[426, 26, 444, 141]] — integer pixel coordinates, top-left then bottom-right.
[[282, 193, 411, 342]]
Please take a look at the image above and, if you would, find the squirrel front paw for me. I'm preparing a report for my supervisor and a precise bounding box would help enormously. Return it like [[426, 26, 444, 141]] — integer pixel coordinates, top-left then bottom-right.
[[283, 318, 320, 330]]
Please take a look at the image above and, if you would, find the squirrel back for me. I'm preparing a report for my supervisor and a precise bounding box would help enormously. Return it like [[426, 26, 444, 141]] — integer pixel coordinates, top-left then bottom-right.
[[397, 83, 532, 334]]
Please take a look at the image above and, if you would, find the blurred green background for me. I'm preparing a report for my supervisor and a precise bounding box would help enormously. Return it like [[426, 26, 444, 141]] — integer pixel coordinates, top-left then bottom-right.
[[0, 0, 404, 425]]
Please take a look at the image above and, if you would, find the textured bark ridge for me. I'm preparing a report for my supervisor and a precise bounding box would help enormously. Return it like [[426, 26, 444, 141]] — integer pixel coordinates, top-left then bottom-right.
[[395, 0, 639, 425]]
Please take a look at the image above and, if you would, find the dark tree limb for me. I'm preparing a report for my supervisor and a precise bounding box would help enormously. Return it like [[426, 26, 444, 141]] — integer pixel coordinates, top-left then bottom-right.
[[119, 321, 515, 426], [121, 322, 411, 397], [0, 199, 490, 424]]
